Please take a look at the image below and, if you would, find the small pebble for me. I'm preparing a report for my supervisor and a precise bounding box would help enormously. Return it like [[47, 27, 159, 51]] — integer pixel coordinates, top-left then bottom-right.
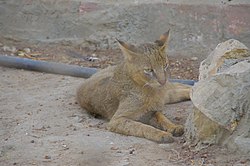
[[3, 45, 17, 53], [111, 146, 119, 150], [129, 149, 135, 154], [240, 159, 249, 164], [62, 144, 67, 148], [44, 155, 51, 159], [31, 140, 35, 143], [191, 57, 198, 61], [23, 48, 31, 53]]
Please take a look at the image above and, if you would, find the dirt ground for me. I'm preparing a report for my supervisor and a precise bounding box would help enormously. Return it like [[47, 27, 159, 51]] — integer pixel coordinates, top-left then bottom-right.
[[0, 36, 200, 80], [1, 38, 250, 166]]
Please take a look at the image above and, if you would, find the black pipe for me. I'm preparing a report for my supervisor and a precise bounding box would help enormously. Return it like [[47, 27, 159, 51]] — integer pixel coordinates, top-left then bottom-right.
[[0, 55, 196, 85], [0, 55, 97, 78], [169, 79, 196, 86]]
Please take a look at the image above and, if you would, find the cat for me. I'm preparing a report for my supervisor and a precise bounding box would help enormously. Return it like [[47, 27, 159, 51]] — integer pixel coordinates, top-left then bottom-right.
[[77, 30, 191, 143]]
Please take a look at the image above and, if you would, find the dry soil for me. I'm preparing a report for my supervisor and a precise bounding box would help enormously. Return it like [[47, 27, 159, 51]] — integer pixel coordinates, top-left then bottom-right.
[[0, 39, 249, 166]]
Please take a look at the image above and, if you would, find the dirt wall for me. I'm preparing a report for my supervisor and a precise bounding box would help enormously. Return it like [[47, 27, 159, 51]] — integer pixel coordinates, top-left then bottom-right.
[[0, 0, 250, 58]]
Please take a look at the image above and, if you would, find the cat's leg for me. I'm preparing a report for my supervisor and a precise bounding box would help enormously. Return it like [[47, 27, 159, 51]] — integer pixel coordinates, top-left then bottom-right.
[[107, 101, 174, 143], [108, 117, 174, 143], [164, 82, 191, 104], [153, 111, 184, 137]]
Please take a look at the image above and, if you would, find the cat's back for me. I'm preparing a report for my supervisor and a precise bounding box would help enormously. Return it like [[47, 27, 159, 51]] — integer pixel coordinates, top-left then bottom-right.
[[89, 65, 115, 81], [77, 65, 116, 96], [77, 65, 120, 118]]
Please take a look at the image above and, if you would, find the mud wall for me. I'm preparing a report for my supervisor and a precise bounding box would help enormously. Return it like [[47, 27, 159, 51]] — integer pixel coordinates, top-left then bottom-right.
[[0, 0, 250, 58]]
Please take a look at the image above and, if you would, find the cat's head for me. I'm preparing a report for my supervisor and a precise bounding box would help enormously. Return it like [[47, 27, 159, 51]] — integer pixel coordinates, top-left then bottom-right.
[[117, 30, 170, 87]]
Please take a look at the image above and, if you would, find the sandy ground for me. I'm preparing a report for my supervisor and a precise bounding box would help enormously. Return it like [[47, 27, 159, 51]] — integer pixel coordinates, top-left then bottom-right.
[[1, 67, 250, 166], [1, 38, 250, 166], [0, 36, 200, 81], [0, 66, 190, 166]]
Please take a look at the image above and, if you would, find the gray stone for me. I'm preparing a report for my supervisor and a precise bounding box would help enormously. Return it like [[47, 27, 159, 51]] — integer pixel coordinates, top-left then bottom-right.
[[186, 39, 250, 154], [199, 39, 249, 80], [2, 45, 17, 53], [192, 60, 250, 130], [23, 48, 31, 53], [191, 57, 198, 61]]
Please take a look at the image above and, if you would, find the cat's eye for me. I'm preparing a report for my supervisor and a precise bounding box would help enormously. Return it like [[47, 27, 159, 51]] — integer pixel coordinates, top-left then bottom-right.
[[144, 68, 153, 74]]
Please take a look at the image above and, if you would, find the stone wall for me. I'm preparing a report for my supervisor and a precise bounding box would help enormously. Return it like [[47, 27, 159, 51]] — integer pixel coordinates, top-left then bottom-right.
[[0, 0, 250, 58]]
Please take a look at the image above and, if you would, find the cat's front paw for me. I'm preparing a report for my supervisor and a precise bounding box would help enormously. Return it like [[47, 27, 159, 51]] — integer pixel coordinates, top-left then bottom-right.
[[157, 132, 174, 143], [169, 125, 184, 137]]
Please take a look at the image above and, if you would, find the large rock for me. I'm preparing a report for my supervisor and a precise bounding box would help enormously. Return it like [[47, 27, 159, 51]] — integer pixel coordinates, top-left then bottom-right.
[[199, 39, 249, 80], [185, 39, 250, 154]]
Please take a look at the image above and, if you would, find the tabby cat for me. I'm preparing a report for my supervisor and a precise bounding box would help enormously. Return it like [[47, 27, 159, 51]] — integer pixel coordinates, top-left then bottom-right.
[[77, 31, 191, 143]]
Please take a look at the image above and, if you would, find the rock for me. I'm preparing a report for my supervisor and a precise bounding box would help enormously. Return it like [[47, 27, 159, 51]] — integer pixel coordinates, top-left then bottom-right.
[[192, 61, 250, 131], [23, 48, 31, 53], [199, 39, 249, 80], [191, 56, 198, 61], [44, 155, 51, 159], [185, 39, 250, 154], [2, 45, 17, 53]]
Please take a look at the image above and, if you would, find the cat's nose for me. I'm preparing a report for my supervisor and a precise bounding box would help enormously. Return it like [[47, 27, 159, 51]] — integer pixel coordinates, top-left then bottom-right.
[[158, 78, 166, 86]]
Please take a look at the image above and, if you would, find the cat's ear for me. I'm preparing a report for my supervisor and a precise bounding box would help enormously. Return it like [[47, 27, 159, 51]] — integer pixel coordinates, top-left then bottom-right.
[[155, 30, 170, 51], [116, 39, 138, 61]]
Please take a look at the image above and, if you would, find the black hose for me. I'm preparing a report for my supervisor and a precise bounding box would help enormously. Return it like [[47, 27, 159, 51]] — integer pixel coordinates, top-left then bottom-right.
[[0, 55, 197, 85], [169, 79, 196, 86], [0, 55, 97, 78]]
